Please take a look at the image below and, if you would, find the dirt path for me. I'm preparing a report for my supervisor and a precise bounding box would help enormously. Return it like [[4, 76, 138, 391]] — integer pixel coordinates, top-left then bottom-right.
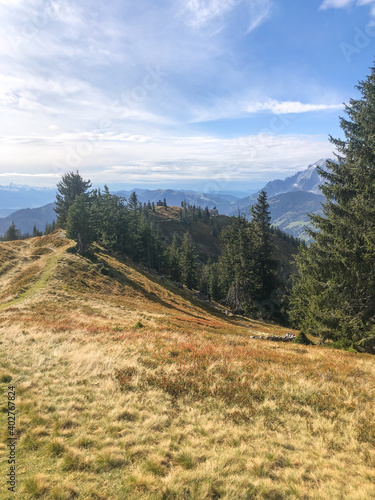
[[0, 237, 70, 311]]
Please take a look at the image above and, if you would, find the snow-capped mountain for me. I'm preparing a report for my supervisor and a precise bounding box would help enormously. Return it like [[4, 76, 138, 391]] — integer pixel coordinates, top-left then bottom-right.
[[0, 184, 57, 210], [261, 158, 331, 198], [225, 158, 333, 239]]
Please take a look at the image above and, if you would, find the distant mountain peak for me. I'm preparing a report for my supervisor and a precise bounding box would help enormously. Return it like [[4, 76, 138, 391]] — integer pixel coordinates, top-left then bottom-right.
[[261, 158, 334, 198], [307, 158, 330, 169]]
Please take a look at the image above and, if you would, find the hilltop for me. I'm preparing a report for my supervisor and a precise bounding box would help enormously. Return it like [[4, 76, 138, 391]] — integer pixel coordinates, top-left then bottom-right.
[[0, 231, 375, 499], [0, 230, 265, 335]]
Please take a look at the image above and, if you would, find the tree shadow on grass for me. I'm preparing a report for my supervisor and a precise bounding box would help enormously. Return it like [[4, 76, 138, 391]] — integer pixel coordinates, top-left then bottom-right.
[[96, 254, 245, 325]]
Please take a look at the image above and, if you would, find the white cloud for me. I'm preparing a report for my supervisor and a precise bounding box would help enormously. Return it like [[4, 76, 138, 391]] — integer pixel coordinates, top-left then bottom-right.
[[184, 0, 238, 27], [320, 0, 353, 8], [246, 99, 343, 114], [246, 0, 273, 33], [320, 0, 375, 12], [184, 0, 272, 33]]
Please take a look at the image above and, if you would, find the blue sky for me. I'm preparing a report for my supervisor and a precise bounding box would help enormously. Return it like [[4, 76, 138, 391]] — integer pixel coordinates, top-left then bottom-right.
[[1, 0, 375, 191]]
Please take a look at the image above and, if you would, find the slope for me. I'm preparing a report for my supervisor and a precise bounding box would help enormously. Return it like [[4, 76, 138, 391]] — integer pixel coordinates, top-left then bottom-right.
[[269, 191, 325, 239], [0, 234, 375, 499], [154, 205, 299, 267], [0, 230, 278, 337], [230, 192, 325, 240], [0, 203, 56, 236]]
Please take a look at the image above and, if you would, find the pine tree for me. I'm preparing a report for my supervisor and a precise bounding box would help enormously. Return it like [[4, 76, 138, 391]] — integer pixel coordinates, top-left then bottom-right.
[[66, 194, 94, 253], [55, 171, 92, 228], [138, 213, 158, 268], [32, 225, 42, 237], [179, 232, 198, 289], [250, 190, 279, 303], [94, 186, 128, 252], [168, 234, 181, 282], [128, 192, 138, 213], [219, 214, 256, 314], [199, 259, 211, 296], [290, 65, 375, 352], [4, 221, 20, 241], [209, 262, 221, 301], [44, 220, 56, 235]]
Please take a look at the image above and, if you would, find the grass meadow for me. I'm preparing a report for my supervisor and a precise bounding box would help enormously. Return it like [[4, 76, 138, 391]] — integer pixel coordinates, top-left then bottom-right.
[[0, 232, 375, 499]]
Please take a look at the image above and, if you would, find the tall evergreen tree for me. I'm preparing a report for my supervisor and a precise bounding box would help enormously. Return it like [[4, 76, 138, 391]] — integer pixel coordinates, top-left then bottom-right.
[[66, 194, 94, 253], [128, 192, 138, 213], [250, 190, 279, 303], [209, 262, 221, 301], [199, 259, 211, 296], [219, 214, 256, 314], [168, 234, 181, 282], [93, 186, 128, 253], [138, 213, 158, 268], [179, 232, 198, 289], [290, 65, 375, 352], [4, 221, 20, 241], [55, 171, 92, 228], [32, 225, 43, 237], [44, 220, 56, 235]]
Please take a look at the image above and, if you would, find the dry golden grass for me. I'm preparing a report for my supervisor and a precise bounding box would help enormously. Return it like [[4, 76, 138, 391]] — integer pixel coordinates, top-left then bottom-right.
[[0, 231, 374, 499]]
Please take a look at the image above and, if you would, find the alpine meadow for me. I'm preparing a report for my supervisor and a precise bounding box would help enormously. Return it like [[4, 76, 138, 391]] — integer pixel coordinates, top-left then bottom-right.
[[2, 1, 375, 499]]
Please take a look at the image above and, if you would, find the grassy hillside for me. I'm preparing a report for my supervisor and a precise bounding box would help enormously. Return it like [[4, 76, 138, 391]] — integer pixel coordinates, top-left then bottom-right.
[[154, 206, 232, 262], [0, 232, 375, 499], [154, 206, 298, 274]]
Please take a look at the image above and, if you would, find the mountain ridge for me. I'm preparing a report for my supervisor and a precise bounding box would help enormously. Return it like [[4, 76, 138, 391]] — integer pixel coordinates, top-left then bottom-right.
[[0, 159, 331, 238]]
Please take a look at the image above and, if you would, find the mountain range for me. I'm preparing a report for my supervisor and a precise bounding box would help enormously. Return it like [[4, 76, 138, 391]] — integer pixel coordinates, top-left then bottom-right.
[[224, 158, 330, 238], [0, 184, 57, 210], [0, 159, 331, 238], [0, 203, 56, 236]]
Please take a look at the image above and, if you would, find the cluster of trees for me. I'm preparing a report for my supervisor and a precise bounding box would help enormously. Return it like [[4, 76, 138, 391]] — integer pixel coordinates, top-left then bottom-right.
[[290, 64, 375, 353], [58, 181, 165, 267], [55, 171, 289, 320], [179, 202, 212, 224], [271, 225, 306, 247], [1, 222, 22, 241], [213, 191, 281, 317], [0, 222, 49, 241], [54, 176, 202, 284]]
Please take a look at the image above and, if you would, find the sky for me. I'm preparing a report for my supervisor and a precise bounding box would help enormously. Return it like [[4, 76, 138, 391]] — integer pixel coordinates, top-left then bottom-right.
[[1, 0, 375, 192]]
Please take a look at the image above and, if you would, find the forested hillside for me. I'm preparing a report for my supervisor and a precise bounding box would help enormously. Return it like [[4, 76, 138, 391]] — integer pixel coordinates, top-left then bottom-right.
[[50, 172, 301, 324]]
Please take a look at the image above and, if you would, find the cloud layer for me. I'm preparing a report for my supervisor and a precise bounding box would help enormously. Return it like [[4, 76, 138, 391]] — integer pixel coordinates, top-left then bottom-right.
[[0, 130, 335, 187], [0, 0, 354, 187], [320, 0, 375, 17]]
